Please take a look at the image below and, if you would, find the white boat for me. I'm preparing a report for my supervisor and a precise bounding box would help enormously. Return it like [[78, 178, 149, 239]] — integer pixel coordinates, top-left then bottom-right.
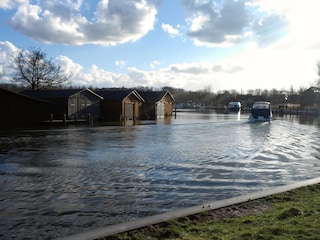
[[228, 101, 241, 112], [248, 101, 272, 122]]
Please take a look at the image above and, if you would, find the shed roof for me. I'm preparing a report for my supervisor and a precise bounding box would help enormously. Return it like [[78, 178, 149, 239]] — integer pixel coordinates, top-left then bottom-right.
[[1, 88, 51, 104], [139, 91, 175, 102], [96, 89, 144, 102], [20, 88, 103, 100]]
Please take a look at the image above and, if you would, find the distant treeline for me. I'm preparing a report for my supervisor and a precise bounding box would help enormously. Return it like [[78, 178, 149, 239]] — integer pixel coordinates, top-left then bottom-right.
[[161, 86, 320, 110], [1, 83, 319, 110]]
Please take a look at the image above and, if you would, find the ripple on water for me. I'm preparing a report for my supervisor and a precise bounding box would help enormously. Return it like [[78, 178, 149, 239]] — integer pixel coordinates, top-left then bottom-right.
[[1, 115, 320, 239]]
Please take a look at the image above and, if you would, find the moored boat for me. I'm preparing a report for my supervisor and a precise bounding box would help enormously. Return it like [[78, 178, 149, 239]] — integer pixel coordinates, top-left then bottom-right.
[[248, 101, 272, 122], [228, 101, 241, 112]]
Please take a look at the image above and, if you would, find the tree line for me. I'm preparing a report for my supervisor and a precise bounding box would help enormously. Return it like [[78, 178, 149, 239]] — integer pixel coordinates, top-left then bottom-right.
[[162, 86, 320, 109]]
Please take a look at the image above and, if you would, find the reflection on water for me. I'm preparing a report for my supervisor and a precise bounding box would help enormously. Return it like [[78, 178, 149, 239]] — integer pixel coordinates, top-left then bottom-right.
[[1, 112, 320, 239], [279, 113, 320, 127]]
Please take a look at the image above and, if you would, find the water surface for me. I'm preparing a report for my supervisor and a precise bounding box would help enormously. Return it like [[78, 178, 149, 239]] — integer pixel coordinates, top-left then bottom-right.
[[1, 112, 320, 239]]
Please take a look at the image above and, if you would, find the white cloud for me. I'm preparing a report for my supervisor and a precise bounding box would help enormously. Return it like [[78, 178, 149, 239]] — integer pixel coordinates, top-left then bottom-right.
[[187, 13, 209, 32], [161, 23, 179, 37], [221, 42, 320, 91], [168, 62, 211, 75], [5, 0, 157, 46], [183, 0, 249, 47], [127, 67, 150, 85], [0, 40, 312, 92], [0, 0, 27, 9], [182, 0, 288, 48], [0, 41, 19, 83], [278, 1, 320, 50], [56, 55, 82, 75], [150, 60, 161, 69], [68, 64, 131, 88], [115, 60, 127, 68]]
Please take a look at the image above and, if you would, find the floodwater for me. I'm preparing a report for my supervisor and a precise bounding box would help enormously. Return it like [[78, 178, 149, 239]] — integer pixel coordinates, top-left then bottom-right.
[[1, 111, 320, 239]]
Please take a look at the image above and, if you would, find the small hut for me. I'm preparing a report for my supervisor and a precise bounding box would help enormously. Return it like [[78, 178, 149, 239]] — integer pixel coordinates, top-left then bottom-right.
[[21, 88, 103, 120], [138, 91, 175, 120], [0, 88, 51, 127], [95, 89, 144, 124]]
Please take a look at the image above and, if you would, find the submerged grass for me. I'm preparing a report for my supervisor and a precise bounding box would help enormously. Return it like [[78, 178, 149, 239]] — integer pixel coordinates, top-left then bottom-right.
[[102, 184, 320, 240]]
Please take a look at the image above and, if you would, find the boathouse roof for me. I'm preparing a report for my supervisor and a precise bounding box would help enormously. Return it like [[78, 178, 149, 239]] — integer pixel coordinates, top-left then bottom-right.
[[96, 89, 144, 102], [20, 88, 103, 100], [139, 91, 175, 102]]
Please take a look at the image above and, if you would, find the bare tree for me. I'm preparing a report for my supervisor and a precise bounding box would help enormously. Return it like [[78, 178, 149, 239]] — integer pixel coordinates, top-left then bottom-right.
[[13, 47, 71, 90], [316, 60, 320, 88]]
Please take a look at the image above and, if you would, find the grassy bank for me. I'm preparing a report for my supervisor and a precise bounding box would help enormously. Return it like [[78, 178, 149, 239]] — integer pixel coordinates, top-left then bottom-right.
[[103, 184, 320, 240]]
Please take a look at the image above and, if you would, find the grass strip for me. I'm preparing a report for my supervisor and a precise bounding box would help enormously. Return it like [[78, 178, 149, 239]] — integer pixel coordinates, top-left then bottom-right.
[[102, 183, 320, 240]]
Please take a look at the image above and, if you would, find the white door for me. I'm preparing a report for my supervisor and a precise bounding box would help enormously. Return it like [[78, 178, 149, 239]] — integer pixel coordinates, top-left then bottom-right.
[[156, 102, 165, 118], [125, 102, 134, 125]]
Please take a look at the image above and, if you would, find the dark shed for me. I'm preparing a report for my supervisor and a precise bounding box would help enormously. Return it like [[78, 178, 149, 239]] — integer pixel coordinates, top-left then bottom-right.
[[138, 91, 175, 120], [0, 88, 51, 127], [21, 88, 103, 120], [96, 89, 144, 123]]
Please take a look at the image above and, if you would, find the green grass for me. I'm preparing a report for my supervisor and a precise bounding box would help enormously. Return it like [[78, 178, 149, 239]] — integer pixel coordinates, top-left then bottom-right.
[[102, 184, 320, 240]]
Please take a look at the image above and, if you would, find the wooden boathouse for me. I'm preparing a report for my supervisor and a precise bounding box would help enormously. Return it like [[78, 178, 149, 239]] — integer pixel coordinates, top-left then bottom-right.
[[20, 88, 103, 121], [138, 91, 175, 120], [96, 89, 144, 124], [0, 88, 51, 127]]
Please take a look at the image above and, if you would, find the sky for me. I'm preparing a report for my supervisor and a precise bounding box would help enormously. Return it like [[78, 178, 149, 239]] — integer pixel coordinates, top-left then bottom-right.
[[1, 0, 320, 93]]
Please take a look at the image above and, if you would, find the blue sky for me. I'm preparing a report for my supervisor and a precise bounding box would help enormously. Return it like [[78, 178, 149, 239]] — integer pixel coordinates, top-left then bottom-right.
[[1, 0, 320, 92]]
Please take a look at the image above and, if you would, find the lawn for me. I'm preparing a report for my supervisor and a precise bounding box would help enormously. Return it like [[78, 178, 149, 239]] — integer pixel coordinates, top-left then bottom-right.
[[103, 184, 320, 240]]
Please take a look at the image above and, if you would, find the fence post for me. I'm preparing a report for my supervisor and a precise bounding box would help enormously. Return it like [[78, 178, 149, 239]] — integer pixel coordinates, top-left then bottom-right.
[[63, 114, 66, 126], [88, 114, 93, 126]]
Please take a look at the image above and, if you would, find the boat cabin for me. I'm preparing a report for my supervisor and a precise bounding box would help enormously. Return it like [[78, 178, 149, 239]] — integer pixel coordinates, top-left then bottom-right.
[[228, 101, 241, 111], [249, 101, 272, 122]]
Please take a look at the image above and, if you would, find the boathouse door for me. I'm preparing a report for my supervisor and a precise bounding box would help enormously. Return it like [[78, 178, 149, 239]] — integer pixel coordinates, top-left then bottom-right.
[[124, 102, 134, 125], [156, 102, 165, 118]]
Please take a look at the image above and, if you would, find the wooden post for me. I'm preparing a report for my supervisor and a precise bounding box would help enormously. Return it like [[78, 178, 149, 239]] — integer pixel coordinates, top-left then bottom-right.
[[88, 114, 93, 126], [50, 114, 53, 124], [74, 114, 78, 124], [63, 114, 66, 126]]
